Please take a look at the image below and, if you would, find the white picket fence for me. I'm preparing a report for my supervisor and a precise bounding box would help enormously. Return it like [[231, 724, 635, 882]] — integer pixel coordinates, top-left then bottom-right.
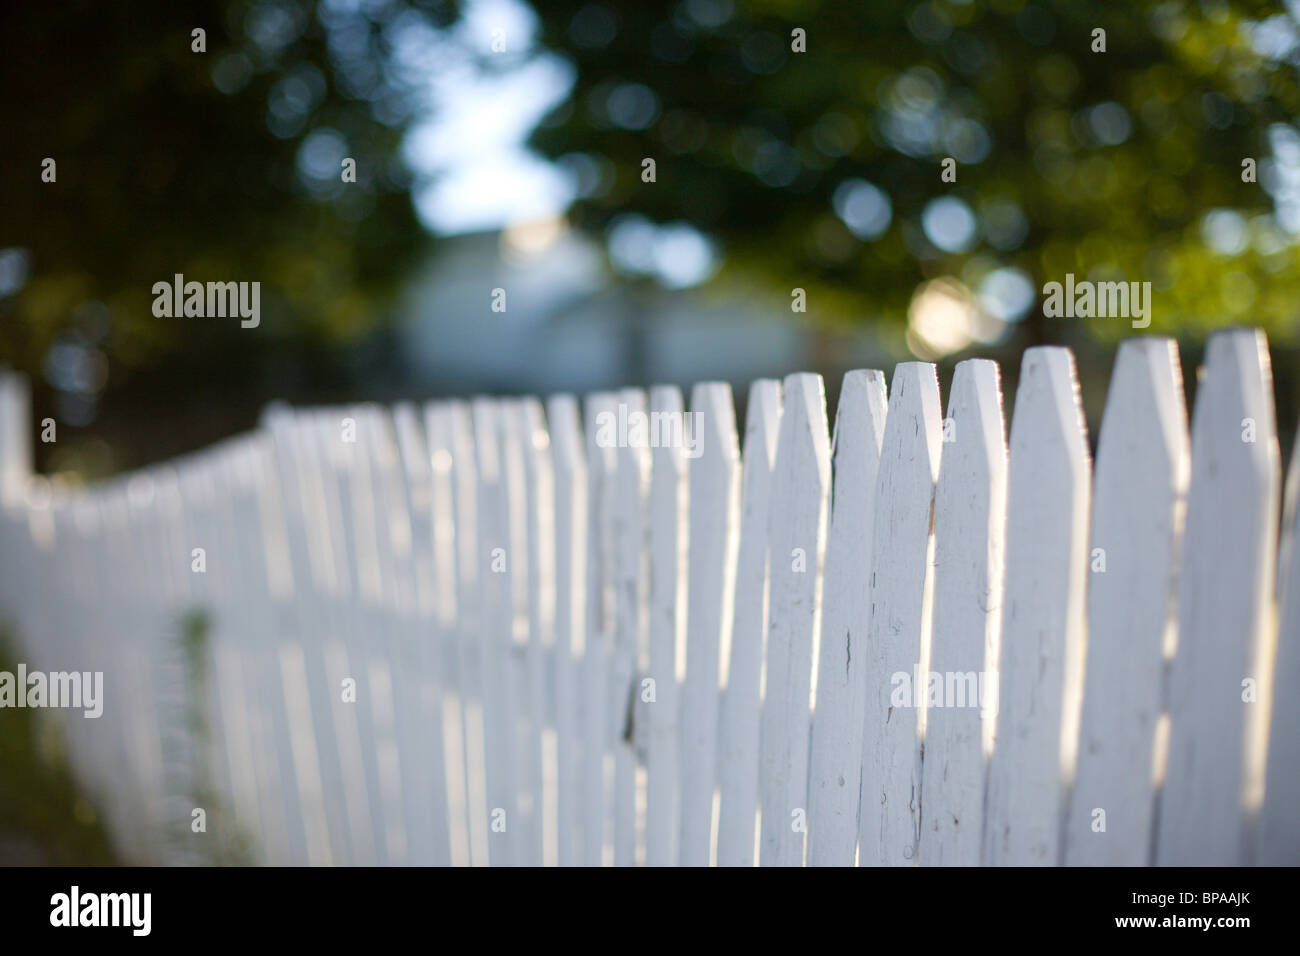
[[0, 328, 1296, 866]]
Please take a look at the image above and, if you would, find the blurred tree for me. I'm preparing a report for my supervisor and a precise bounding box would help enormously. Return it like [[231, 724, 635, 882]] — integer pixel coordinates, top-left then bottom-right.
[[528, 0, 1300, 350], [0, 0, 462, 386]]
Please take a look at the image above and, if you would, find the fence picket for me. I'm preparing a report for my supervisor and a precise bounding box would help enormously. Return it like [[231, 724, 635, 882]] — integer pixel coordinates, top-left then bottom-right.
[[677, 383, 740, 867], [807, 369, 887, 867], [426, 402, 476, 867], [612, 388, 650, 866], [983, 347, 1091, 866], [859, 362, 943, 867], [1157, 329, 1281, 865], [1065, 339, 1187, 866], [716, 380, 782, 867], [919, 358, 1006, 867], [759, 373, 830, 867], [515, 398, 555, 866], [546, 395, 587, 867], [645, 385, 687, 866], [1260, 427, 1300, 864], [497, 401, 541, 865], [392, 402, 453, 867], [583, 392, 618, 866]]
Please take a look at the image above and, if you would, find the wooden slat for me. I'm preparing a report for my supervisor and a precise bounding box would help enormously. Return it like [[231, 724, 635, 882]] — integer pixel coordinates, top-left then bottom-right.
[[860, 362, 943, 867], [677, 382, 740, 866], [515, 397, 555, 866], [438, 400, 489, 865], [425, 402, 475, 867], [471, 398, 519, 866], [583, 391, 619, 866], [611, 388, 650, 866], [644, 385, 687, 866], [983, 347, 1091, 866], [1260, 423, 1300, 864], [497, 400, 542, 866], [1157, 328, 1281, 865], [392, 402, 453, 866], [546, 394, 587, 867], [758, 373, 831, 866], [716, 379, 782, 867], [1065, 339, 1187, 866], [918, 358, 1006, 866], [807, 369, 888, 866]]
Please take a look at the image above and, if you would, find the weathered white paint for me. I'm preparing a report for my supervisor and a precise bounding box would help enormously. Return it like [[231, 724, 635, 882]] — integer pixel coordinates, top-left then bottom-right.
[[445, 401, 490, 866], [392, 402, 453, 866], [758, 373, 830, 867], [515, 397, 555, 867], [859, 362, 943, 867], [677, 383, 740, 867], [4, 334, 1300, 867], [919, 359, 1006, 867], [983, 347, 1090, 866], [1260, 427, 1300, 864], [426, 402, 475, 867], [611, 388, 649, 866], [715, 380, 782, 867], [1066, 339, 1187, 866], [546, 394, 586, 867], [472, 399, 521, 866], [644, 385, 687, 866], [1157, 329, 1281, 866], [582, 392, 618, 866], [807, 369, 887, 866]]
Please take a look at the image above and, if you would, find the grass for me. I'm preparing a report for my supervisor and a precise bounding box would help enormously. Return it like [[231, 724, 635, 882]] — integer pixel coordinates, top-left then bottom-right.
[[0, 621, 120, 865]]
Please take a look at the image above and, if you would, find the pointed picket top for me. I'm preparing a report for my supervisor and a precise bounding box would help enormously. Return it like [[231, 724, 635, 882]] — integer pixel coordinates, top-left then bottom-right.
[[392, 402, 432, 487], [746, 379, 783, 475], [759, 372, 831, 867], [470, 397, 501, 487], [716, 377, 783, 867], [859, 361, 943, 868], [1158, 328, 1281, 866], [807, 368, 887, 867], [584, 392, 618, 480], [984, 346, 1091, 866], [548, 394, 584, 478], [919, 358, 1006, 867], [1260, 425, 1300, 864], [1066, 338, 1187, 866], [678, 381, 740, 867]]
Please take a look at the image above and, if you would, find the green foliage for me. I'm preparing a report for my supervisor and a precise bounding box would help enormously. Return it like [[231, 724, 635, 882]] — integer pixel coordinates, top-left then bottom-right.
[[0, 0, 462, 376], [529, 0, 1300, 339], [0, 622, 119, 864], [168, 607, 255, 865]]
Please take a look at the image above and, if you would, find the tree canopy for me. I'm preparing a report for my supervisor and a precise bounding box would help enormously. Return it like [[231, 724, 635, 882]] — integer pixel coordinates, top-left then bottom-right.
[[0, 0, 461, 381], [529, 0, 1300, 345]]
